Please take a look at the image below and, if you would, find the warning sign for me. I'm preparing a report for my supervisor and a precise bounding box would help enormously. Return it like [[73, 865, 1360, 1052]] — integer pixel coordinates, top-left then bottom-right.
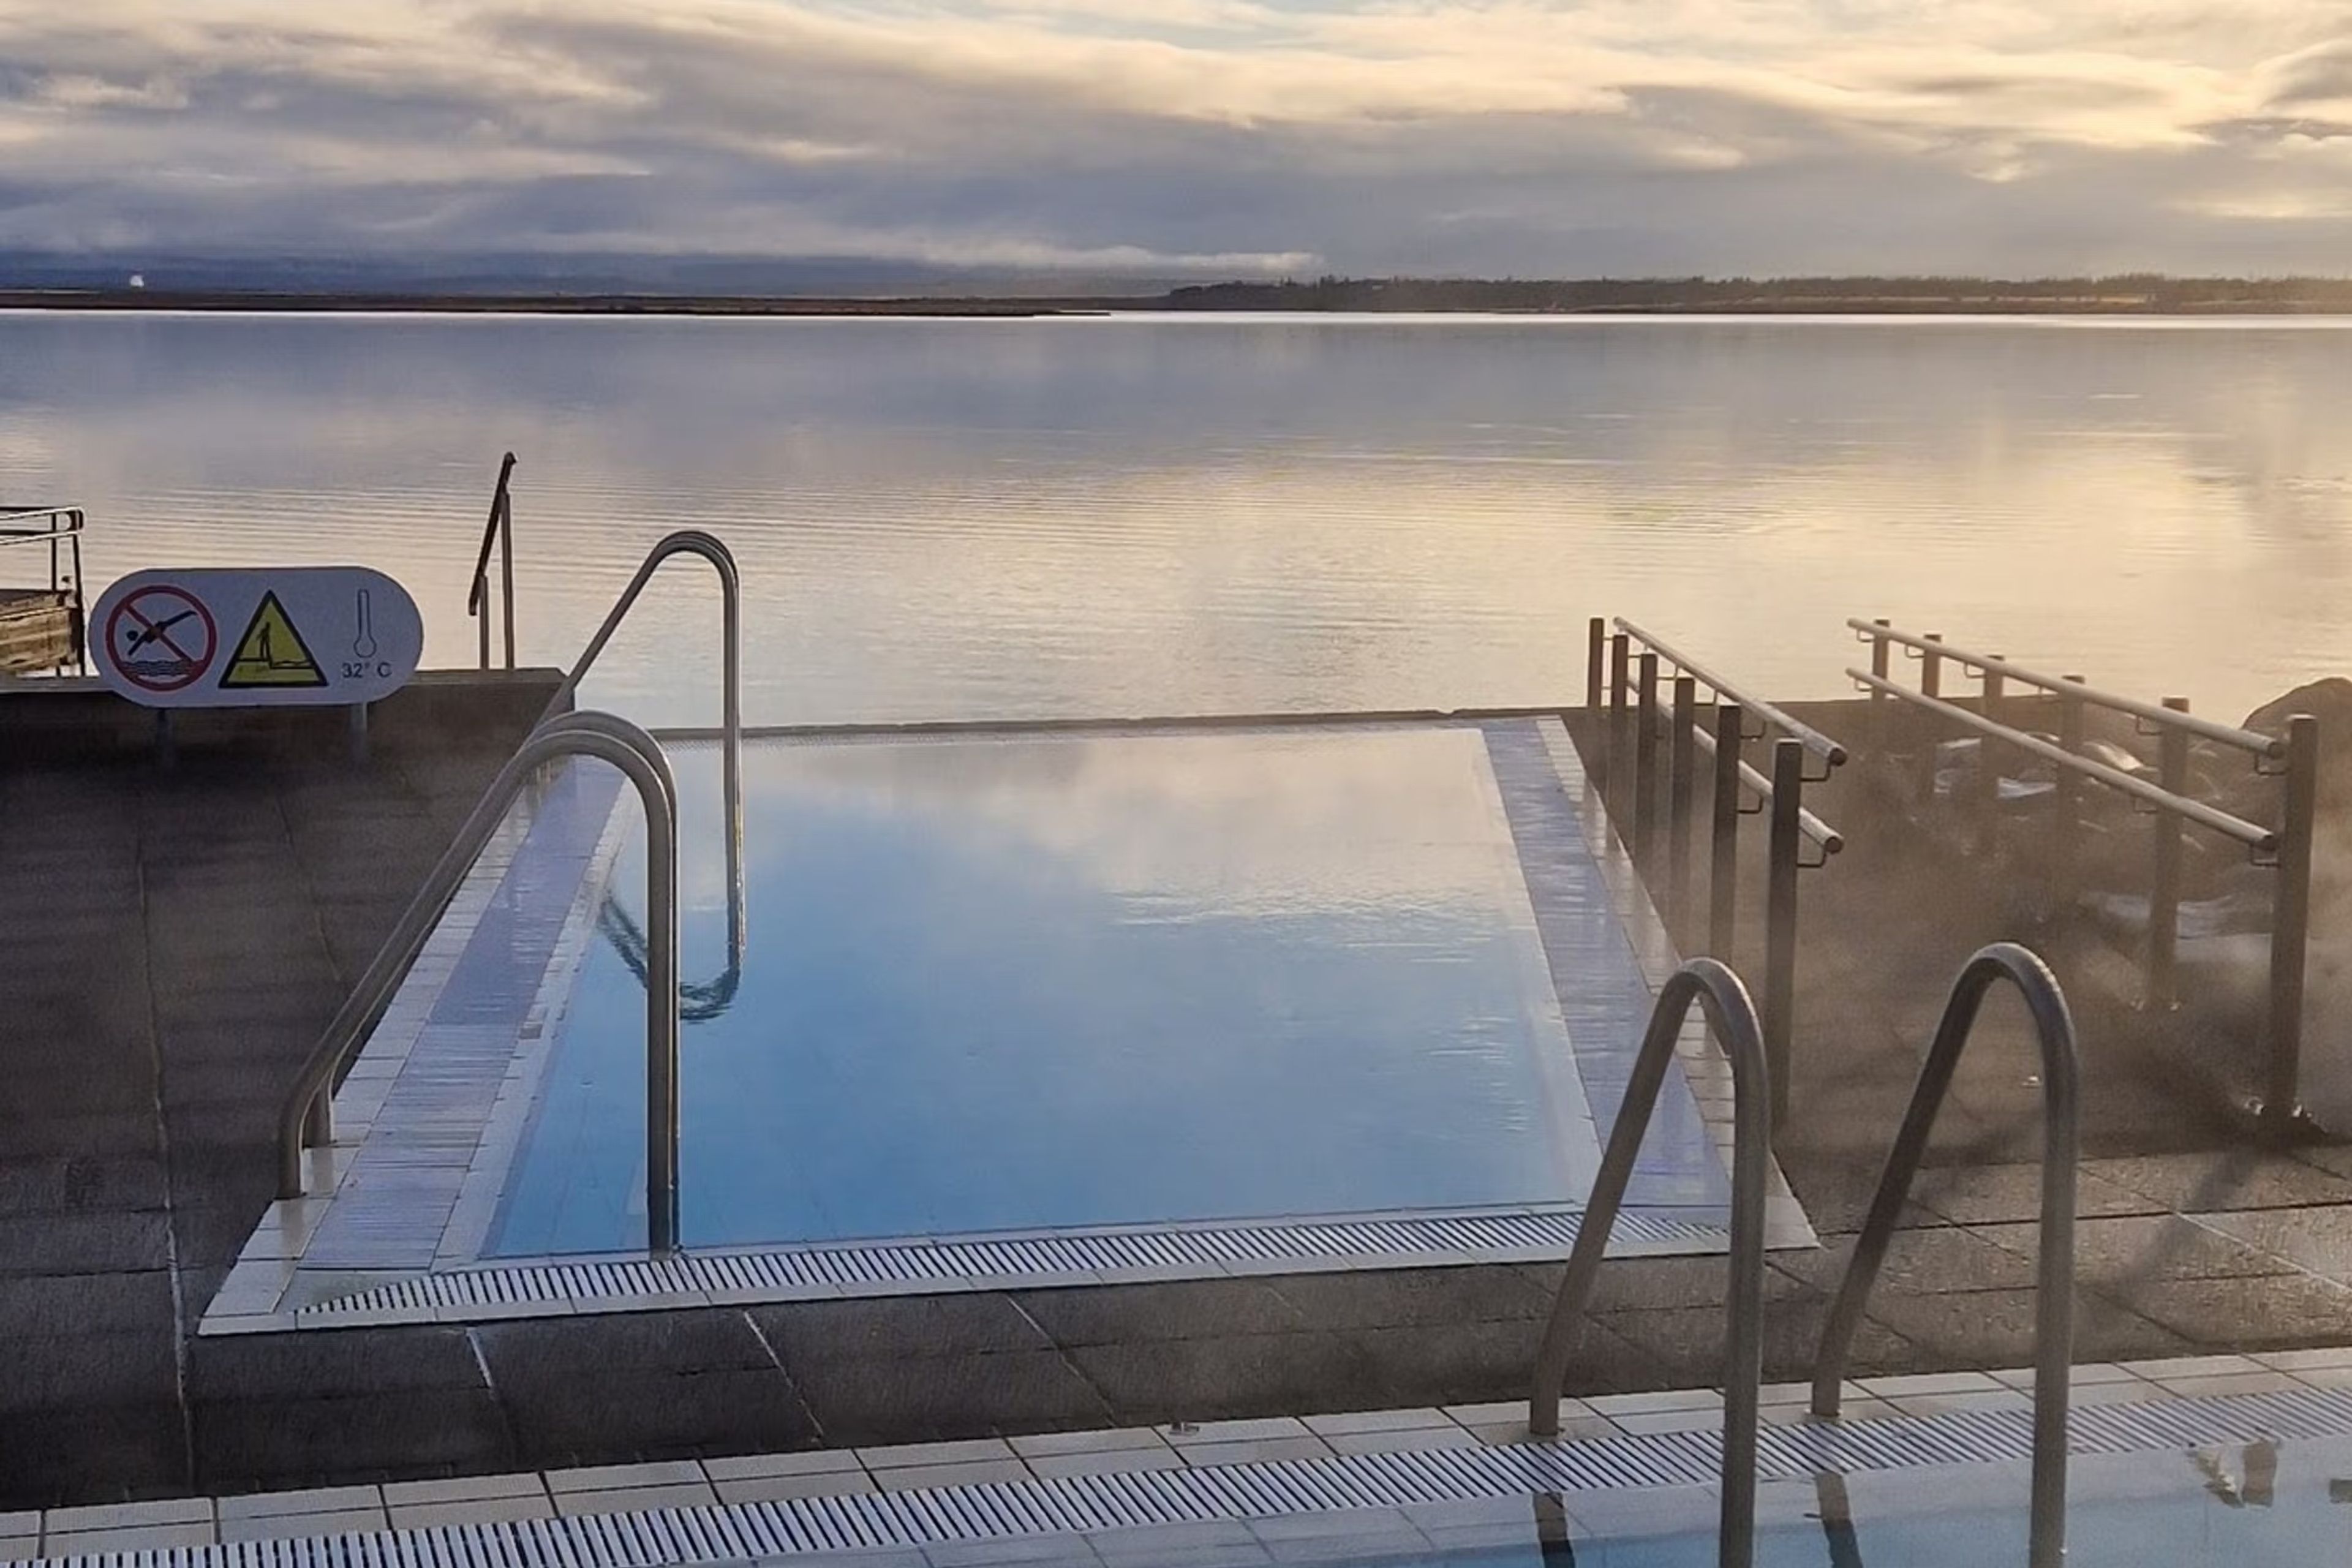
[[219, 592, 327, 689], [90, 567, 423, 710], [105, 585, 219, 693]]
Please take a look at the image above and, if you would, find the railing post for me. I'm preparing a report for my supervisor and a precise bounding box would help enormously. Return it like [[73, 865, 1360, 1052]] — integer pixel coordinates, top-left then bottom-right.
[[1586, 616, 1606, 712], [1920, 631, 1943, 701], [1670, 674, 1697, 929], [1710, 702, 1744, 959], [2147, 696, 2189, 1010], [1634, 650, 1660, 867], [1868, 617, 1890, 706], [477, 575, 492, 668], [1608, 633, 1632, 815], [2265, 714, 2318, 1133], [1977, 658, 2005, 850], [1764, 739, 1803, 1133], [2051, 676, 2086, 913], [499, 488, 517, 671]]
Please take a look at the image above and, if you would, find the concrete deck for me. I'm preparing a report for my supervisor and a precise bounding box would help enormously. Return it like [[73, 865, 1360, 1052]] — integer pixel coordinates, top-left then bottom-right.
[[6, 690, 2350, 1510]]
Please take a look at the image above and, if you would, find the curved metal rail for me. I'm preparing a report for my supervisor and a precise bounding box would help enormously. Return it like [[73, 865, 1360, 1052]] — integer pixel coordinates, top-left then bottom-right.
[[274, 711, 685, 1251], [1809, 942, 2079, 1568], [544, 529, 744, 959], [468, 453, 519, 670], [1530, 957, 1770, 1568]]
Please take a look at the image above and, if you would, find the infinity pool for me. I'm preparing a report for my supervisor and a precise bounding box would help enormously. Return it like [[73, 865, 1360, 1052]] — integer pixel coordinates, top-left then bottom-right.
[[480, 720, 1727, 1259]]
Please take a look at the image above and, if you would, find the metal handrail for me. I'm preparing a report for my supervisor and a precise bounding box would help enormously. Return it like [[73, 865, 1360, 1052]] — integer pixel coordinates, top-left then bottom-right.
[[1849, 618, 2281, 757], [1849, 670, 2275, 850], [1618, 617, 1848, 767], [468, 453, 518, 670], [274, 711, 686, 1251], [1530, 957, 1770, 1568], [543, 529, 745, 959], [1690, 722, 1844, 853], [1810, 943, 2079, 1568]]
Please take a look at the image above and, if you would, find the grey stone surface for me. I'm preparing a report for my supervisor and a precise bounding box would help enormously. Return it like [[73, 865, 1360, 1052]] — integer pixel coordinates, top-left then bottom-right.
[[16, 692, 2352, 1510]]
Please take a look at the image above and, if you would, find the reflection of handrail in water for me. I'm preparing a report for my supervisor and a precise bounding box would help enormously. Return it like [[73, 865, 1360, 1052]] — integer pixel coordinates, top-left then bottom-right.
[[599, 894, 740, 1022]]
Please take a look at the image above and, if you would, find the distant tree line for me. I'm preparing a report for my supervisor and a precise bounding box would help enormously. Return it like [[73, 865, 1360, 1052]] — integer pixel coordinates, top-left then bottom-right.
[[1159, 274, 2352, 312]]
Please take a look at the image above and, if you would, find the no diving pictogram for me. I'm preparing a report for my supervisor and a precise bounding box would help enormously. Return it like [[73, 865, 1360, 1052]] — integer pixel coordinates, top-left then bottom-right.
[[105, 585, 218, 692]]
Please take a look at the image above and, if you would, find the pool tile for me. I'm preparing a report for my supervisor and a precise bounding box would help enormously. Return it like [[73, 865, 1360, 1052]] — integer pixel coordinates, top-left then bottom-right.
[[705, 1449, 866, 1480], [546, 1458, 707, 1492], [552, 1483, 717, 1515], [876, 1460, 1033, 1491], [45, 1524, 217, 1555], [1175, 1436, 1333, 1467], [45, 1496, 213, 1532], [859, 1438, 1018, 1468], [1010, 1427, 1172, 1458], [387, 1496, 557, 1529], [217, 1484, 383, 1520], [1301, 1408, 1453, 1437], [713, 1470, 881, 1504], [1161, 1417, 1312, 1444], [1025, 1448, 1190, 1480], [382, 1473, 546, 1505], [221, 1508, 387, 1542]]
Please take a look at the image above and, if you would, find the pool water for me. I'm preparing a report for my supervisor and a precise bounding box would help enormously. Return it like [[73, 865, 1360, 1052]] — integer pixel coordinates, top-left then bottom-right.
[[488, 723, 1711, 1257]]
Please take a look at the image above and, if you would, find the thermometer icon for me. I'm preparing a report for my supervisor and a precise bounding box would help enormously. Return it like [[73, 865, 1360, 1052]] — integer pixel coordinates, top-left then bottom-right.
[[353, 589, 379, 660]]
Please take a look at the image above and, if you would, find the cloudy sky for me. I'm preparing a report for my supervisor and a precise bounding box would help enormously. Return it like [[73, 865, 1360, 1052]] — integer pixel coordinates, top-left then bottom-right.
[[3, 0, 2350, 278]]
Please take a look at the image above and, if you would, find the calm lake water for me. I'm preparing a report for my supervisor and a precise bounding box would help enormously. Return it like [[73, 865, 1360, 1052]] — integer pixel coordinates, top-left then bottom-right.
[[4, 311, 2349, 727]]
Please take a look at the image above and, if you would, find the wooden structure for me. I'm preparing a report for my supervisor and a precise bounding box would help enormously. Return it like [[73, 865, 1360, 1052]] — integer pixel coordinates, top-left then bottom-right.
[[0, 505, 86, 676]]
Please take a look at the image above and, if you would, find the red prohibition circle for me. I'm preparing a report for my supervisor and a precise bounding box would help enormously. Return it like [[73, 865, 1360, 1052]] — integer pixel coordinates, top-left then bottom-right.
[[105, 586, 219, 692]]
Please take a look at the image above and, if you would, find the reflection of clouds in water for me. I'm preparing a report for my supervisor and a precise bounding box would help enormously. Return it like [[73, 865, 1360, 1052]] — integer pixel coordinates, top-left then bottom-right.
[[8, 315, 2352, 725], [713, 729, 1529, 921]]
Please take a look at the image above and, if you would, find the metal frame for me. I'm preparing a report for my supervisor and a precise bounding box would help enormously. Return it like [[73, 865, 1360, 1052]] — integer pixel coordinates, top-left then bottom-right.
[[1529, 957, 1770, 1568], [468, 453, 518, 671], [1809, 943, 2079, 1568], [545, 529, 745, 960], [274, 711, 686, 1251], [1590, 618, 1844, 1131], [1847, 628, 2315, 1132], [0, 503, 89, 673]]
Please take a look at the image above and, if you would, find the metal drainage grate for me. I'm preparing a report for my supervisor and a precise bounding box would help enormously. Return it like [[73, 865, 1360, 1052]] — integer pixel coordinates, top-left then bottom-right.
[[31, 1385, 2352, 1568], [298, 1209, 1731, 1321]]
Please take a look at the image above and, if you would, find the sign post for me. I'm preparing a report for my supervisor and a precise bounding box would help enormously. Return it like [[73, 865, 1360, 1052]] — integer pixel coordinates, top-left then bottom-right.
[[91, 568, 425, 757]]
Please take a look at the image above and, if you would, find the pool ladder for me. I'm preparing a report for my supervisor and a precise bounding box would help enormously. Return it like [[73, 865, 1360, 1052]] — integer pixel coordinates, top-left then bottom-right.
[[1530, 944, 2081, 1568], [276, 530, 745, 1258]]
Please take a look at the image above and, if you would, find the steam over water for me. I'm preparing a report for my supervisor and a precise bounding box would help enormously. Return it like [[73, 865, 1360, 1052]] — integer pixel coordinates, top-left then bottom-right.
[[4, 311, 2350, 727]]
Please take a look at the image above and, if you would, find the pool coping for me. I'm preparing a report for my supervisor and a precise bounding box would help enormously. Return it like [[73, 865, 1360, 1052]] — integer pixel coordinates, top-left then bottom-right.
[[15, 1348, 2352, 1563], [202, 717, 1813, 1336]]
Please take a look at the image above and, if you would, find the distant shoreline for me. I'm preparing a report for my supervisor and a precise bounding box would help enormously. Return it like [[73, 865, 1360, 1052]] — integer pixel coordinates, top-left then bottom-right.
[[5, 281, 2352, 317]]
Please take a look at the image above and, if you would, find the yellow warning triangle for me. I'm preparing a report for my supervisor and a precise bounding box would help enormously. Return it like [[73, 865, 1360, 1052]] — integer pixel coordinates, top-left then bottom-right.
[[219, 591, 328, 688]]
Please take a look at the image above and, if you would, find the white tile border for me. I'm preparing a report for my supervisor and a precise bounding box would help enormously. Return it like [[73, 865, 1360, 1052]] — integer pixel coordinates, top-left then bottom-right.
[[17, 1349, 2352, 1562]]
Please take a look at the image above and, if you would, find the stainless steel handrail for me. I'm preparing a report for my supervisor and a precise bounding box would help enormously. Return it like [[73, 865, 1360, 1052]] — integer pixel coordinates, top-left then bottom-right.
[[1849, 670, 2276, 850], [1691, 723, 1844, 853], [1618, 617, 1848, 767], [274, 711, 686, 1251], [1530, 957, 1770, 1568], [1810, 943, 2079, 1568], [468, 453, 518, 671], [543, 529, 744, 959], [1849, 618, 2282, 756]]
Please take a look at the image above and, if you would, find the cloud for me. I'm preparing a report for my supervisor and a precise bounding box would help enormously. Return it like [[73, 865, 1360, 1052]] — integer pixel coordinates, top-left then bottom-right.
[[2, 0, 2351, 275]]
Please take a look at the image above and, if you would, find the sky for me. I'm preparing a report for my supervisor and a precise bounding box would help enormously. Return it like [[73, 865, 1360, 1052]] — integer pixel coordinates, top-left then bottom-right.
[[2, 0, 2351, 279]]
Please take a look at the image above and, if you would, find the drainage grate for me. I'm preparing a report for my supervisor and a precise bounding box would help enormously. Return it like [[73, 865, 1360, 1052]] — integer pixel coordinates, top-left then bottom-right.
[[296, 1208, 1732, 1321], [31, 1385, 2352, 1568]]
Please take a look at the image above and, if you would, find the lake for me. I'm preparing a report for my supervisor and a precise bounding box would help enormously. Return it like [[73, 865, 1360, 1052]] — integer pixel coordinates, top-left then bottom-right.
[[4, 311, 2349, 728]]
